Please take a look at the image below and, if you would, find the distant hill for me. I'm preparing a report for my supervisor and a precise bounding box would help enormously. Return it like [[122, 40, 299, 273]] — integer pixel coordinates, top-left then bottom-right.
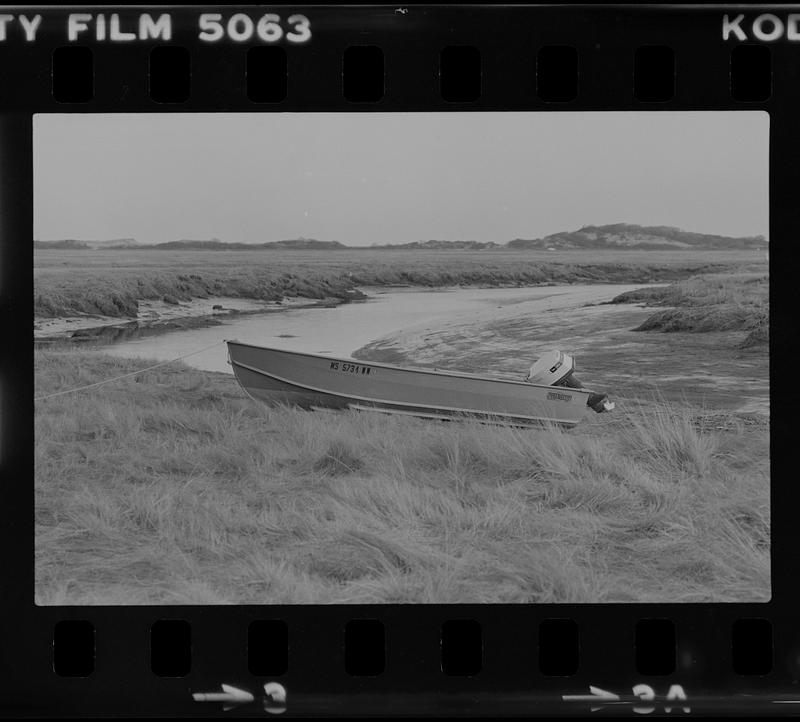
[[35, 238, 138, 249], [151, 238, 347, 250], [370, 240, 500, 250], [34, 226, 768, 251], [265, 239, 347, 250], [84, 238, 139, 249], [34, 239, 91, 249], [507, 224, 768, 251], [151, 239, 252, 250]]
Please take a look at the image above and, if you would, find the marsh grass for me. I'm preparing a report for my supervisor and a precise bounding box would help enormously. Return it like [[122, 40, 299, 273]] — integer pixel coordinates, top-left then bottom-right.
[[611, 272, 769, 346], [35, 348, 769, 604], [34, 248, 749, 319]]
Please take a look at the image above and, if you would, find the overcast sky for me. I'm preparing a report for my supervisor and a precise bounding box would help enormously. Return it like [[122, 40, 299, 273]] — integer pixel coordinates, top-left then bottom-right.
[[33, 112, 768, 245]]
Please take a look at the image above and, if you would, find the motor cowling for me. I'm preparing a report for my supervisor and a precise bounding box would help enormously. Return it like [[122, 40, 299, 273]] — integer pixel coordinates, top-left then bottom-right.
[[526, 350, 577, 386]]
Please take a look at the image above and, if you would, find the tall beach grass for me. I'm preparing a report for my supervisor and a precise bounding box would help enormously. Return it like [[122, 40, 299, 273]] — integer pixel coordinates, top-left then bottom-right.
[[35, 348, 769, 604]]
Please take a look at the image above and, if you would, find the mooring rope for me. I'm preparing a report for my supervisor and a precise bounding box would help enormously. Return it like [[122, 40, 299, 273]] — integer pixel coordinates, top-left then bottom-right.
[[34, 340, 226, 401]]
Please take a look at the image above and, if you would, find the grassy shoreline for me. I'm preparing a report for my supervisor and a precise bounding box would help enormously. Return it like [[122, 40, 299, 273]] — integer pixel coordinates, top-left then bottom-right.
[[610, 272, 768, 347], [34, 248, 762, 319], [35, 348, 769, 604]]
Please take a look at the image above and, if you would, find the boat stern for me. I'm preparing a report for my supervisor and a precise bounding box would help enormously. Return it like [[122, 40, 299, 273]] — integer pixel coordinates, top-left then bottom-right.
[[528, 350, 615, 416]]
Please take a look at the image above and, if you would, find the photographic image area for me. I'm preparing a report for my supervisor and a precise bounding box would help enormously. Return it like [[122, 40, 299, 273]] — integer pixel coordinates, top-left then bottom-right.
[[34, 112, 769, 604]]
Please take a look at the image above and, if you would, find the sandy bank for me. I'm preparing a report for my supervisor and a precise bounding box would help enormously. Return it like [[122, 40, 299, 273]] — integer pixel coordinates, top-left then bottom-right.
[[33, 295, 338, 340]]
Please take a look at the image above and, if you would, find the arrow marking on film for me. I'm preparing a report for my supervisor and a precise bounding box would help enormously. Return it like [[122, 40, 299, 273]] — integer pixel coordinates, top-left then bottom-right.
[[192, 683, 254, 707], [563, 686, 620, 710], [562, 686, 621, 703]]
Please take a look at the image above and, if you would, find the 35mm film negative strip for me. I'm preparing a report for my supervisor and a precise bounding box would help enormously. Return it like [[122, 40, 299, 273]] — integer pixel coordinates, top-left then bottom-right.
[[0, 2, 795, 717]]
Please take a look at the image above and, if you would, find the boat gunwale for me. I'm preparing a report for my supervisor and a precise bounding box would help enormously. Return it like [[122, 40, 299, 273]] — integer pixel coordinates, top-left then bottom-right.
[[228, 357, 587, 426], [224, 339, 596, 395]]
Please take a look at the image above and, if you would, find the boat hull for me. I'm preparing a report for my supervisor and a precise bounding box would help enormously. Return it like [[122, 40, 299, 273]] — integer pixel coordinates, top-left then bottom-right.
[[226, 341, 593, 428]]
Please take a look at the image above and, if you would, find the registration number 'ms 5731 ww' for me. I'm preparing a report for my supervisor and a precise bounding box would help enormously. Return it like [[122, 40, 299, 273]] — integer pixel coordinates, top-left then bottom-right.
[[330, 361, 372, 376]]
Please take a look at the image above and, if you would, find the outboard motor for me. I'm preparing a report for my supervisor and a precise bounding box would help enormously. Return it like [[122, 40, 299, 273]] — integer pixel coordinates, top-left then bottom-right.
[[526, 350, 579, 386], [526, 350, 615, 413]]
